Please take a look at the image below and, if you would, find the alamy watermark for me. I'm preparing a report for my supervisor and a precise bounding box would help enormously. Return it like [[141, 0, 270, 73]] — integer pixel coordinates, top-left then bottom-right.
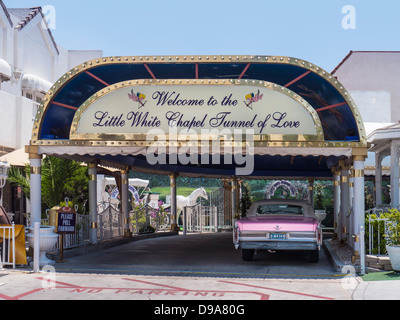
[[40, 265, 56, 290], [41, 5, 56, 30], [146, 127, 255, 176], [342, 5, 356, 30], [341, 265, 358, 291]]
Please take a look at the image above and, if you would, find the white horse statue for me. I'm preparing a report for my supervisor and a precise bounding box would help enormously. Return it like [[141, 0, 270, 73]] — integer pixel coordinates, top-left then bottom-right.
[[176, 187, 208, 213]]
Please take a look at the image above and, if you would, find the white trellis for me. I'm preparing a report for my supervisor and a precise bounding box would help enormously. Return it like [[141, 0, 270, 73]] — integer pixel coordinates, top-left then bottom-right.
[[265, 180, 298, 199]]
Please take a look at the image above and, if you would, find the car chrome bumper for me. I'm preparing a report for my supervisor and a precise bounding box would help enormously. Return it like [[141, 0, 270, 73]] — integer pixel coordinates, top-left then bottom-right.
[[239, 240, 319, 251]]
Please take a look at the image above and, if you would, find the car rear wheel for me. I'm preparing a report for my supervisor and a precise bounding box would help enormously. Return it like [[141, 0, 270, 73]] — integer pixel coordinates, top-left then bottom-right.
[[242, 249, 254, 261], [305, 249, 319, 263]]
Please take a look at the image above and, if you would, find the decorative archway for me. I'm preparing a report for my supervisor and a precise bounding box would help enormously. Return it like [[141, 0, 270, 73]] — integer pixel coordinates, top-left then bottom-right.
[[110, 185, 140, 204], [265, 180, 298, 199], [26, 55, 368, 273]]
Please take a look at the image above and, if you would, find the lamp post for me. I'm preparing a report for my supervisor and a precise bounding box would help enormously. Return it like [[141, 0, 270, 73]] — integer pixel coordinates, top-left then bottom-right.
[[0, 160, 10, 208]]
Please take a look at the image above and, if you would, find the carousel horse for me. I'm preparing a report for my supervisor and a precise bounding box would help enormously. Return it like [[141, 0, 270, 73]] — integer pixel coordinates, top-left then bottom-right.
[[176, 187, 208, 212], [176, 187, 208, 226]]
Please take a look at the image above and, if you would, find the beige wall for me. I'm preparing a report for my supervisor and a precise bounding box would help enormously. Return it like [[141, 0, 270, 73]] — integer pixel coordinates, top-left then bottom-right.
[[333, 52, 400, 124]]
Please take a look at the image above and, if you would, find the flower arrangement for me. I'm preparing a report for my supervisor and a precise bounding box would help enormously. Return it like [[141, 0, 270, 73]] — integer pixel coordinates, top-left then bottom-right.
[[130, 198, 169, 233], [385, 209, 400, 246]]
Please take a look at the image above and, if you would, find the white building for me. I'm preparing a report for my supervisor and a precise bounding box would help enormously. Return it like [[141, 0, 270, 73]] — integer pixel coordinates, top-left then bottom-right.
[[0, 1, 102, 155], [332, 51, 400, 206], [332, 51, 398, 134], [332, 51, 399, 154], [0, 1, 102, 217]]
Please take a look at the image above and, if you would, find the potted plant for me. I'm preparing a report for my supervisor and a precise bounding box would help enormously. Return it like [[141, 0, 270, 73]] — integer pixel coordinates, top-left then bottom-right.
[[385, 209, 400, 272]]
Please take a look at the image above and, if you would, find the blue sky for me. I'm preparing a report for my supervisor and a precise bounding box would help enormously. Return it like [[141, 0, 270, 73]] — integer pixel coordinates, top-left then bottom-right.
[[4, 0, 400, 72]]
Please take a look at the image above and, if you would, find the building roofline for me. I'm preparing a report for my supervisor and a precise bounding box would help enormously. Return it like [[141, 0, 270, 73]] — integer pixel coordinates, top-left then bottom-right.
[[12, 6, 42, 29], [332, 50, 400, 74], [331, 50, 354, 75], [8, 6, 59, 55], [0, 0, 14, 27]]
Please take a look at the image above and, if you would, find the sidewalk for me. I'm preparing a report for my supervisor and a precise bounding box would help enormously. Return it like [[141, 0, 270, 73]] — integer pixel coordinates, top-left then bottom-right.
[[353, 278, 400, 300], [1, 266, 399, 300], [323, 238, 400, 300], [1, 233, 399, 300]]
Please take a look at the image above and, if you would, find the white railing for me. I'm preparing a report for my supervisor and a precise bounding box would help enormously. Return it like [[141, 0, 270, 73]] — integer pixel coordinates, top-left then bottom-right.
[[0, 224, 15, 268], [62, 214, 91, 249], [366, 208, 389, 255], [25, 213, 50, 227], [183, 203, 218, 233], [97, 204, 123, 241], [201, 205, 218, 232]]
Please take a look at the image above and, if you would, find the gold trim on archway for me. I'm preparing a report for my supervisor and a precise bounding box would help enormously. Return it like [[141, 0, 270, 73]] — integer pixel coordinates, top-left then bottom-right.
[[30, 55, 367, 148], [68, 78, 324, 143]]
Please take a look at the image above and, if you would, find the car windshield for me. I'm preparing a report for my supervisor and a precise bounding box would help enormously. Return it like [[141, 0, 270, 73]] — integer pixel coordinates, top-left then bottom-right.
[[255, 204, 304, 216]]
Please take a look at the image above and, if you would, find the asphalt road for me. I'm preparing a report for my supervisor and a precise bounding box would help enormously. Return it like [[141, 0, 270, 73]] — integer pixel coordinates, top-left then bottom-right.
[[51, 232, 340, 279]]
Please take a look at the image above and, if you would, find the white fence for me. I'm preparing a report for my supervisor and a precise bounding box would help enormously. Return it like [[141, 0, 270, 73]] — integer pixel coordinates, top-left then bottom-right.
[[61, 206, 123, 249], [0, 224, 15, 268], [183, 203, 218, 233], [52, 206, 123, 250], [97, 204, 123, 241], [61, 214, 91, 249], [366, 208, 389, 255]]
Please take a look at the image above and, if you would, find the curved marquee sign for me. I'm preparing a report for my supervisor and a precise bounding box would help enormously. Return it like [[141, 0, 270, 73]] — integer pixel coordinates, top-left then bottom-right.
[[70, 79, 323, 142]]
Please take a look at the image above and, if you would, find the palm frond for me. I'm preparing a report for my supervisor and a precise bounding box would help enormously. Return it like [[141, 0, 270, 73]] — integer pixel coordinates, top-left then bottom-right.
[[7, 165, 31, 200]]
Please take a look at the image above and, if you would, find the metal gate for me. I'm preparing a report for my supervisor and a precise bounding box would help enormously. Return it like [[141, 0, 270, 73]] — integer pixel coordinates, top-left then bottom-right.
[[210, 187, 233, 230], [183, 188, 233, 233], [184, 203, 218, 233], [97, 204, 123, 241]]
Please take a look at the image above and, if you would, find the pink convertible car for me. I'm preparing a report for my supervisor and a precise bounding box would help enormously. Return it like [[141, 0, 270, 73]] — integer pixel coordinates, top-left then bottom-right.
[[233, 199, 322, 262]]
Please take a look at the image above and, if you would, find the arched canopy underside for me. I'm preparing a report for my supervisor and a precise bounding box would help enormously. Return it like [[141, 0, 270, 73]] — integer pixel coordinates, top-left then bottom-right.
[[29, 55, 367, 178]]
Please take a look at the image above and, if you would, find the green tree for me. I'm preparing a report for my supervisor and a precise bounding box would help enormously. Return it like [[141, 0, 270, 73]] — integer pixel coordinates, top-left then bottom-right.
[[239, 182, 253, 219], [7, 156, 88, 212], [314, 182, 325, 209]]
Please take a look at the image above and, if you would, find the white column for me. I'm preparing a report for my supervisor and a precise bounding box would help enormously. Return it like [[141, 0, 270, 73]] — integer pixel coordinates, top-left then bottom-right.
[[121, 169, 131, 237], [353, 156, 365, 274], [33, 222, 40, 272], [29, 152, 42, 272], [340, 162, 350, 242], [29, 155, 42, 227], [170, 173, 178, 231], [88, 163, 97, 244], [349, 169, 354, 209], [349, 168, 355, 247], [332, 167, 341, 239], [375, 152, 383, 207], [390, 142, 400, 209]]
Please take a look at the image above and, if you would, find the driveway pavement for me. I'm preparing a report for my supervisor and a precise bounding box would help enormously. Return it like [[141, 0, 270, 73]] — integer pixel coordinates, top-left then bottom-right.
[[50, 232, 339, 279], [4, 232, 393, 302]]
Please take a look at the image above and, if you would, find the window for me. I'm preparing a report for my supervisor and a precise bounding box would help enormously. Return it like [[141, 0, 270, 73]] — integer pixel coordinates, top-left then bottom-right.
[[25, 92, 33, 100], [255, 204, 304, 216], [23, 90, 44, 104]]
